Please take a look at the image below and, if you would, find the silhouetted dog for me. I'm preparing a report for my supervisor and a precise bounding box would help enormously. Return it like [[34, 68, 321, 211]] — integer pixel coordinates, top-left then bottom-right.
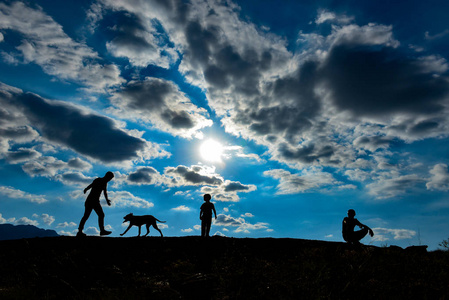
[[120, 213, 165, 237]]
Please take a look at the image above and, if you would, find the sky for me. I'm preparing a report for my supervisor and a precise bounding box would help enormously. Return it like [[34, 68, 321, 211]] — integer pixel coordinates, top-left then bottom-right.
[[0, 0, 448, 249]]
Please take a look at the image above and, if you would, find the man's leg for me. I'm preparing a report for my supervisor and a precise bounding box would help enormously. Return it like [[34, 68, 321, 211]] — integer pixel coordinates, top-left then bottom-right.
[[353, 228, 369, 242], [92, 202, 111, 236], [78, 204, 93, 237]]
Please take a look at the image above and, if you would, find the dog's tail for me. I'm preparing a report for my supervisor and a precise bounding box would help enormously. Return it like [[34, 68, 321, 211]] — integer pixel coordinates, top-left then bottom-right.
[[155, 218, 166, 223]]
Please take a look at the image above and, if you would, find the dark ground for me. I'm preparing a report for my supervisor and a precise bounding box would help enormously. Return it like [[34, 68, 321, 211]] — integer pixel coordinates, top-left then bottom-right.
[[0, 236, 448, 299]]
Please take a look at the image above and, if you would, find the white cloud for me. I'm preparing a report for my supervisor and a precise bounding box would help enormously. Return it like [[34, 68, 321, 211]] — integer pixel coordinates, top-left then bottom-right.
[[181, 228, 193, 233], [58, 229, 76, 236], [367, 174, 425, 199], [0, 2, 124, 92], [0, 213, 15, 224], [109, 191, 154, 208], [15, 217, 39, 226], [0, 185, 48, 203], [84, 226, 100, 235], [426, 164, 449, 191], [416, 55, 448, 74], [215, 214, 270, 233], [22, 156, 92, 178], [32, 213, 55, 226], [264, 168, 338, 194], [329, 23, 400, 48], [425, 29, 449, 41], [93, 0, 449, 197], [315, 9, 354, 25], [372, 228, 416, 241], [213, 231, 226, 237], [105, 12, 178, 68], [172, 205, 191, 212], [56, 221, 77, 228]]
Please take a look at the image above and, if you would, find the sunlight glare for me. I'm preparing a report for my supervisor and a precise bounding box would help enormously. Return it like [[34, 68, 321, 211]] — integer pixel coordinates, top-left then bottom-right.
[[200, 139, 224, 162]]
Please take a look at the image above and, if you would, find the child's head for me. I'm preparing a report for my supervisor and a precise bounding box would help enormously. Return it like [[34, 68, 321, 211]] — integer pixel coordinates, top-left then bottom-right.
[[203, 194, 211, 201]]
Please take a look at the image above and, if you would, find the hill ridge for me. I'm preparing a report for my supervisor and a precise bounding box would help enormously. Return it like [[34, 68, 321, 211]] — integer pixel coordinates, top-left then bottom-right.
[[0, 236, 447, 299]]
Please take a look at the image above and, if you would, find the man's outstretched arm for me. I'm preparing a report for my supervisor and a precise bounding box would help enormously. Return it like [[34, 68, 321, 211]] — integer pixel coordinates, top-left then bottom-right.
[[84, 183, 93, 194], [103, 187, 111, 206]]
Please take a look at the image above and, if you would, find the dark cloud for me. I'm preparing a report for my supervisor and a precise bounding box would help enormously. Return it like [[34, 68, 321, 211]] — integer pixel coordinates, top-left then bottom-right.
[[115, 78, 172, 111], [277, 143, 335, 164], [242, 106, 314, 143], [353, 136, 393, 151], [127, 167, 158, 184], [111, 77, 209, 134], [160, 110, 194, 129], [271, 60, 320, 114], [0, 89, 147, 163], [104, 10, 176, 68], [224, 181, 250, 192], [67, 157, 92, 170], [108, 12, 155, 52], [409, 119, 440, 134], [5, 148, 40, 163], [215, 214, 242, 227], [0, 126, 37, 140], [322, 45, 448, 117], [185, 21, 218, 67], [165, 165, 223, 186]]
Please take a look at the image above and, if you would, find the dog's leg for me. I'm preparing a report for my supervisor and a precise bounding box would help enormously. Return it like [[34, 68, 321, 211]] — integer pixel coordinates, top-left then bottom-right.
[[120, 224, 133, 236], [144, 224, 150, 237], [137, 225, 142, 237], [153, 224, 163, 237]]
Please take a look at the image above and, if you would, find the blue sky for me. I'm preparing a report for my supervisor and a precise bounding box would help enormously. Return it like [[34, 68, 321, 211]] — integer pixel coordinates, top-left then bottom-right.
[[0, 0, 448, 249]]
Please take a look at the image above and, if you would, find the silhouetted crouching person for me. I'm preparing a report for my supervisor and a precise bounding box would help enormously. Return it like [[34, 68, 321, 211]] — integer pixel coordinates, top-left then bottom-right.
[[77, 171, 114, 237], [200, 194, 217, 237], [342, 209, 374, 245]]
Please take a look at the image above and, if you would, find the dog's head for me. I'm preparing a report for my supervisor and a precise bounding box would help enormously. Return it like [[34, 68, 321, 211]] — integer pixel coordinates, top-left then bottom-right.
[[123, 213, 133, 223]]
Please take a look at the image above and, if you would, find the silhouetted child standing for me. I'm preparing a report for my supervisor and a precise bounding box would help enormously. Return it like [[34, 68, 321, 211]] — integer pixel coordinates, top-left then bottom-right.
[[77, 171, 114, 237], [200, 194, 217, 237]]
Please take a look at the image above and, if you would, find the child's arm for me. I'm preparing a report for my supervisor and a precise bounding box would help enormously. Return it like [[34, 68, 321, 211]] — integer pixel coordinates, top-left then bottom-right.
[[213, 204, 217, 219]]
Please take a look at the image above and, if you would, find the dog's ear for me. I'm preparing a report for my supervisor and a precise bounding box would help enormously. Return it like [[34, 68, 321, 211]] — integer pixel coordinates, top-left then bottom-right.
[[130, 213, 133, 216]]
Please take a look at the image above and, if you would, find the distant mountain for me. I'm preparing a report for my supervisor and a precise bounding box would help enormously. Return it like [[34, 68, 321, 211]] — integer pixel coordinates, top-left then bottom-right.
[[0, 223, 59, 240]]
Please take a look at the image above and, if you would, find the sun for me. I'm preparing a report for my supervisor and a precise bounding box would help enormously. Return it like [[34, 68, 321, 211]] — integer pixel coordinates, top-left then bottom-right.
[[199, 139, 224, 162]]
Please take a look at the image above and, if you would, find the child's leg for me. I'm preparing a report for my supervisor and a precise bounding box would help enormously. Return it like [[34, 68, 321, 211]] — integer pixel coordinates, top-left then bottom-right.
[[205, 218, 212, 237], [201, 220, 206, 237]]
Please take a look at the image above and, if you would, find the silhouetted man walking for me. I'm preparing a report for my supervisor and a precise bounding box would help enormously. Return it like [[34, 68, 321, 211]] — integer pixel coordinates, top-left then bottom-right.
[[200, 194, 217, 237], [77, 171, 114, 237], [342, 209, 374, 244]]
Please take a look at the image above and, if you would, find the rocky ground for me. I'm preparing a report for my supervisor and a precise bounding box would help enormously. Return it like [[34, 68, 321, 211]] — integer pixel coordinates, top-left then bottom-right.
[[0, 236, 448, 299]]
